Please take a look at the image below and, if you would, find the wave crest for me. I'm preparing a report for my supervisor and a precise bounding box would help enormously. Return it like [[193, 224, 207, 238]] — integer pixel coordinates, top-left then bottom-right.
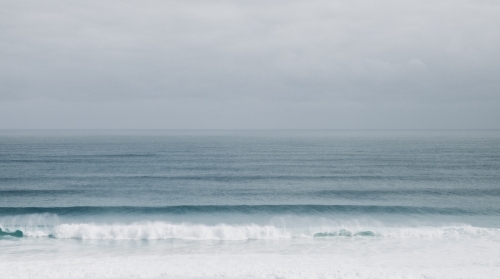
[[52, 222, 289, 240], [2, 220, 499, 240]]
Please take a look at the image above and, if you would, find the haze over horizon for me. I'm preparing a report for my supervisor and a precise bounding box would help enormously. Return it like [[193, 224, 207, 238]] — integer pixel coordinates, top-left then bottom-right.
[[1, 0, 499, 129]]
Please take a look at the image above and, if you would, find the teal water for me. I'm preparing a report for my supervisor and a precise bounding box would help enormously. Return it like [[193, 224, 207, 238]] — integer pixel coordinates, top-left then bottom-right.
[[1, 130, 499, 278]]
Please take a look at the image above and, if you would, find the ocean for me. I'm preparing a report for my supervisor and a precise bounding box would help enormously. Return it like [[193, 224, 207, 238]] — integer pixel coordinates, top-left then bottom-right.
[[1, 130, 499, 279]]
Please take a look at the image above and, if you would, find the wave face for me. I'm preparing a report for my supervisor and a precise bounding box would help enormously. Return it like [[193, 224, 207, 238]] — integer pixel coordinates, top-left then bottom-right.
[[2, 204, 497, 216]]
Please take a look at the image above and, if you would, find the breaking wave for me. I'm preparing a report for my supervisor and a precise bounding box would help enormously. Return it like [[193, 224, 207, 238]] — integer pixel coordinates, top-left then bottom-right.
[[1, 217, 498, 240]]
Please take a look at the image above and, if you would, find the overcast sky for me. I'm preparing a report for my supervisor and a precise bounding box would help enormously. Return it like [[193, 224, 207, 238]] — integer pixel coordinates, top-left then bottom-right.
[[1, 0, 499, 129]]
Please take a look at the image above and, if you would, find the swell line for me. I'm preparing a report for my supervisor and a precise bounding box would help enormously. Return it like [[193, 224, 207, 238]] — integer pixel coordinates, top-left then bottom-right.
[[0, 205, 496, 216], [1, 188, 499, 197]]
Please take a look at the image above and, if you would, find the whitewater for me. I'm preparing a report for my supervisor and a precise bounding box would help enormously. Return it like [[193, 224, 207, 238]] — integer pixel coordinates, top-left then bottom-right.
[[1, 130, 500, 278]]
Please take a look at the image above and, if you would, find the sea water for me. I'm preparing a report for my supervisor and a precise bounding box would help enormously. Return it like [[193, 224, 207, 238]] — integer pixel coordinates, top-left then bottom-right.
[[0, 130, 499, 279]]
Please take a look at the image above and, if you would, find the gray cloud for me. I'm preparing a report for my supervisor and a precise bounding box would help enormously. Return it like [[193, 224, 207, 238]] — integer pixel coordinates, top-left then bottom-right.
[[1, 0, 499, 128]]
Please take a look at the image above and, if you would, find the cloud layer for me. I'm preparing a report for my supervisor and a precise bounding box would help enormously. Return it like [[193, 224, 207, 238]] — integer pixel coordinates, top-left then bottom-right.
[[1, 0, 499, 128]]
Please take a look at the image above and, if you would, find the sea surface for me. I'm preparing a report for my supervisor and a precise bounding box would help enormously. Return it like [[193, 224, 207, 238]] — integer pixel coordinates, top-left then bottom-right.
[[1, 130, 499, 279]]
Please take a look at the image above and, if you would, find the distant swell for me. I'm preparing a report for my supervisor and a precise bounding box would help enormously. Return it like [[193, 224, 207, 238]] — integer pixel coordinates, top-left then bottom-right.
[[2, 188, 499, 198], [0, 205, 497, 216]]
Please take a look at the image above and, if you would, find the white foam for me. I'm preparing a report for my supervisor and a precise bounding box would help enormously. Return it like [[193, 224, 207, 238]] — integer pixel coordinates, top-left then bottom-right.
[[1, 252, 499, 279], [2, 220, 499, 240], [52, 222, 292, 240], [2, 218, 500, 278]]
